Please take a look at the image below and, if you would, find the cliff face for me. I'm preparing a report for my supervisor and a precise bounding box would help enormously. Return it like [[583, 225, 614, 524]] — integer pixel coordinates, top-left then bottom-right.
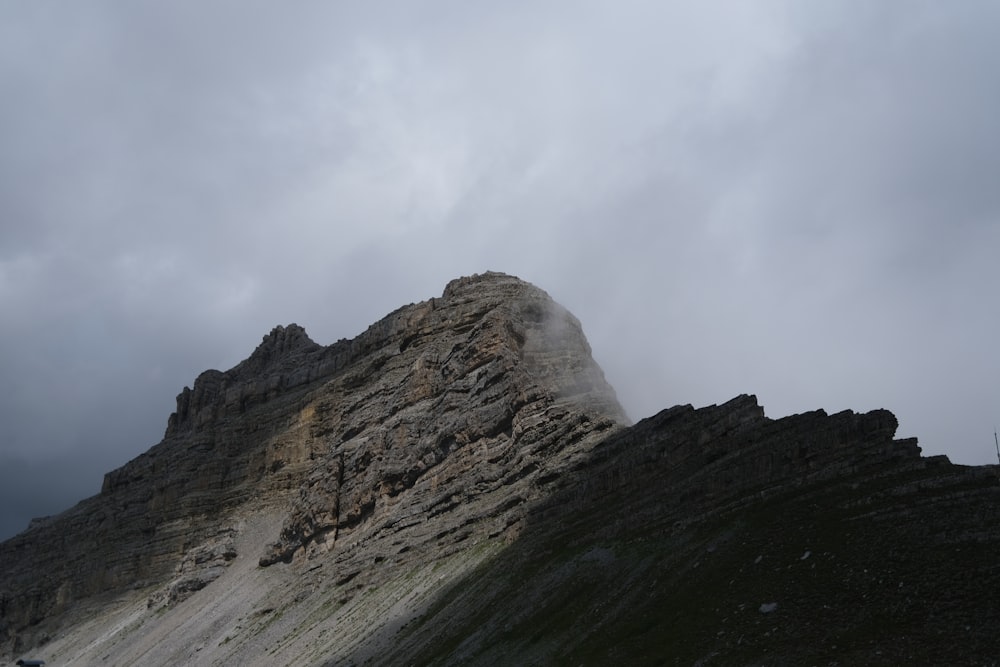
[[2, 272, 999, 665], [0, 272, 626, 657]]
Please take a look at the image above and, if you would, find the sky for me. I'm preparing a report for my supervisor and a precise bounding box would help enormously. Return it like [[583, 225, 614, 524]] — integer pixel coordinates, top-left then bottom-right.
[[2, 1, 998, 541]]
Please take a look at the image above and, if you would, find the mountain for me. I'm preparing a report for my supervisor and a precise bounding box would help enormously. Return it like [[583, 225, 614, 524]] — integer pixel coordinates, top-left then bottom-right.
[[2, 272, 998, 665]]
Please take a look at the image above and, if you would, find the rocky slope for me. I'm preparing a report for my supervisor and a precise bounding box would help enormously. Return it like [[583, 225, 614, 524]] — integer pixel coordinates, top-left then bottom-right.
[[0, 272, 626, 661], [391, 397, 1000, 665], [2, 272, 999, 665]]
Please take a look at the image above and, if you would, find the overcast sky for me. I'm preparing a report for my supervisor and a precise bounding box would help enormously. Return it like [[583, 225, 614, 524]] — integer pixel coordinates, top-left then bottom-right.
[[2, 1, 998, 540]]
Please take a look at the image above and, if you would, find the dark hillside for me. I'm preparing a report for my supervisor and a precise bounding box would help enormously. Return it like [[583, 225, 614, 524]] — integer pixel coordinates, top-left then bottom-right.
[[378, 397, 1000, 665]]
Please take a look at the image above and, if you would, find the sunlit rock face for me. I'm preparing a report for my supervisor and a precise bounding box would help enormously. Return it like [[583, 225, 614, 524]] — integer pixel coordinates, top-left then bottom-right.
[[0, 271, 627, 657], [2, 272, 999, 666]]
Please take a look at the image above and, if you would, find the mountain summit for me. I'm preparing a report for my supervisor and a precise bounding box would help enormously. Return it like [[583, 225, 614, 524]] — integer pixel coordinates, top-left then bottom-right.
[[2, 272, 999, 664]]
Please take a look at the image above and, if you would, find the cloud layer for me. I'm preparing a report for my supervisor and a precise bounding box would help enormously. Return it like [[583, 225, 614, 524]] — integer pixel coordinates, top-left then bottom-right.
[[2, 1, 998, 539]]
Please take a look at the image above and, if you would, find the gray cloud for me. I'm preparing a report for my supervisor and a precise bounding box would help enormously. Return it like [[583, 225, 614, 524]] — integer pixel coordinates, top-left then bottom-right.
[[2, 1, 998, 539]]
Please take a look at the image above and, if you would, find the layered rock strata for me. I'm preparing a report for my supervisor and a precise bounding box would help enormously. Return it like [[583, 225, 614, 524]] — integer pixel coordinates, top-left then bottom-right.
[[389, 397, 1000, 665], [0, 272, 627, 656], [2, 272, 998, 665]]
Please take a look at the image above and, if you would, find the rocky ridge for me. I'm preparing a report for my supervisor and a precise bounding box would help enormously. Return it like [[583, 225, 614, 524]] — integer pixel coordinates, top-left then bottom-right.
[[388, 397, 1000, 665], [2, 272, 999, 665]]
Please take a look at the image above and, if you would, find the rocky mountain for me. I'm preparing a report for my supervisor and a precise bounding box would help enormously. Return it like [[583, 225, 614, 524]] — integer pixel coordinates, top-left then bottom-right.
[[1, 271, 999, 665]]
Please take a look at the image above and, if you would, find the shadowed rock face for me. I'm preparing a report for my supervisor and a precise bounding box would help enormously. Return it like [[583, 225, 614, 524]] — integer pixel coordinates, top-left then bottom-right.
[[2, 272, 999, 665], [387, 398, 1000, 666]]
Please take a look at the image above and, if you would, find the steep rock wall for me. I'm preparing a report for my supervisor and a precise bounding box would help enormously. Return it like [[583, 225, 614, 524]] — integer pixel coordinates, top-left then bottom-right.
[[0, 272, 626, 656]]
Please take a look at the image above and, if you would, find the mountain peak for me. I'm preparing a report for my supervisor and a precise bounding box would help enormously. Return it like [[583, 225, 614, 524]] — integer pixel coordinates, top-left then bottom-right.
[[2, 274, 999, 665], [1, 272, 629, 655]]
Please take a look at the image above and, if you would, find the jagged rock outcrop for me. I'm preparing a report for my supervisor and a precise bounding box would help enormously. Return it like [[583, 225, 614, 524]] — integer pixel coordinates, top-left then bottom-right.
[[2, 272, 999, 665], [163, 322, 323, 437]]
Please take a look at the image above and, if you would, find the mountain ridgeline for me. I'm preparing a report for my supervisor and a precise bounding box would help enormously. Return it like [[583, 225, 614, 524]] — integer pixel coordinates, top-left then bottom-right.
[[2, 272, 998, 665]]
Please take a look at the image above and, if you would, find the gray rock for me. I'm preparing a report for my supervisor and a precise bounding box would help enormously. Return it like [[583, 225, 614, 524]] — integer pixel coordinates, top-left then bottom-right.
[[0, 272, 627, 655], [2, 271, 999, 666]]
